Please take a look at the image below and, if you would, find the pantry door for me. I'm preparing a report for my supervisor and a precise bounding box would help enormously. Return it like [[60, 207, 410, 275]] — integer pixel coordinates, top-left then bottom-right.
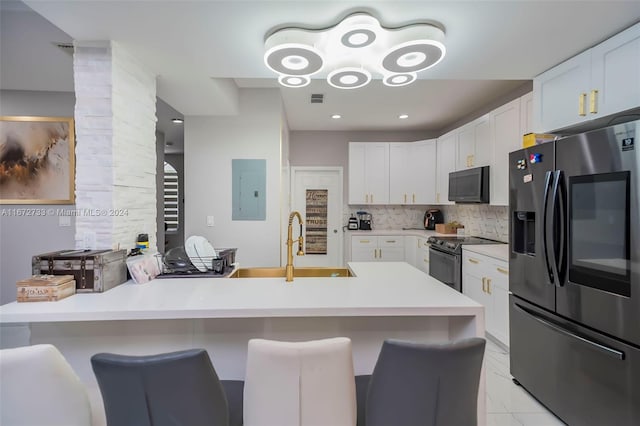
[[291, 167, 343, 266]]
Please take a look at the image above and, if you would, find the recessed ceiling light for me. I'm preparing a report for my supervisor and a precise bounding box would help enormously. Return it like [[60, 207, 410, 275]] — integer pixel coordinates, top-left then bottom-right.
[[171, 118, 184, 124], [383, 73, 416, 87], [331, 114, 342, 119], [166, 141, 174, 146], [399, 114, 409, 119], [279, 75, 310, 88]]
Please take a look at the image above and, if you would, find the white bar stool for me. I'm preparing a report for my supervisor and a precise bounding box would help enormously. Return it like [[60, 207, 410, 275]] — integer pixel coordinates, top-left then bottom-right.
[[0, 344, 92, 426], [243, 337, 357, 426]]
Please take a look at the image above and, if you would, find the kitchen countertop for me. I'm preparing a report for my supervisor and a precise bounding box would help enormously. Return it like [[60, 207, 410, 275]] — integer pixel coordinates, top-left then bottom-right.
[[0, 262, 483, 324], [347, 229, 440, 238], [463, 244, 509, 262]]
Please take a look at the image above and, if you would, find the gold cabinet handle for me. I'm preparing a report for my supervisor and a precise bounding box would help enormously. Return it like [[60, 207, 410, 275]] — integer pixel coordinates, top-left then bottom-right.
[[468, 258, 480, 264], [487, 278, 492, 295], [378, 249, 382, 259], [497, 267, 508, 275], [579, 93, 587, 116], [365, 194, 369, 203], [371, 194, 374, 203], [412, 194, 416, 203], [590, 89, 598, 114], [423, 258, 429, 263], [360, 240, 370, 243], [482, 277, 486, 293], [436, 193, 440, 203]]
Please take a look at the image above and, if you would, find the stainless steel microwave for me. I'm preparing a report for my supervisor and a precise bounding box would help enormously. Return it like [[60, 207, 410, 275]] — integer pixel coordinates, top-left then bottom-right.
[[448, 166, 489, 203]]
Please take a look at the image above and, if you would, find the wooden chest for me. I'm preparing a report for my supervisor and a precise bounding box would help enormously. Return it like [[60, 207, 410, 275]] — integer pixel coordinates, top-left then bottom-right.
[[17, 275, 76, 302], [32, 249, 127, 293]]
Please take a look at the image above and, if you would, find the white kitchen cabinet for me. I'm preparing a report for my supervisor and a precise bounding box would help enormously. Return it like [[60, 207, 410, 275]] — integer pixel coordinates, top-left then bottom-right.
[[435, 131, 456, 205], [415, 236, 431, 275], [533, 50, 591, 132], [348, 142, 389, 204], [404, 235, 417, 268], [591, 23, 640, 118], [462, 256, 491, 311], [462, 250, 510, 347], [351, 235, 404, 262], [389, 140, 436, 205], [533, 23, 640, 132], [520, 91, 534, 136], [491, 97, 522, 206], [456, 115, 491, 170]]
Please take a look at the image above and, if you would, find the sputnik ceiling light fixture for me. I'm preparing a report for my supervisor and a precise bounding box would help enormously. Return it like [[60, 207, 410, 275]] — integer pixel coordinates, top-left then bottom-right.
[[264, 12, 446, 89]]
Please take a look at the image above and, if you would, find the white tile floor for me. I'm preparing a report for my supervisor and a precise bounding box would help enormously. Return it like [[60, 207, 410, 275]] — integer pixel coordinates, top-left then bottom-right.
[[485, 339, 566, 426]]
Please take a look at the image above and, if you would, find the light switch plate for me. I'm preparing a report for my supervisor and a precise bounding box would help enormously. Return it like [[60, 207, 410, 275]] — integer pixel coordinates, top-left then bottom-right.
[[207, 216, 214, 227]]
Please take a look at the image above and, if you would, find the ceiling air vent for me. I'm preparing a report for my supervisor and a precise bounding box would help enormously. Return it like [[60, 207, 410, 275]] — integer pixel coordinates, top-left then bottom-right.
[[310, 94, 324, 104], [53, 42, 74, 56]]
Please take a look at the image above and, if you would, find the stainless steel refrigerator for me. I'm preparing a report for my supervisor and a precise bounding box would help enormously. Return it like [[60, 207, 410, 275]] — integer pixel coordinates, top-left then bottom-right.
[[509, 119, 640, 425]]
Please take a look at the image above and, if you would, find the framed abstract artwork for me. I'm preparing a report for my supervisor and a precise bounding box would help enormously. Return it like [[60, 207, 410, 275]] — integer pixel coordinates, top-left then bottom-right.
[[0, 116, 75, 204]]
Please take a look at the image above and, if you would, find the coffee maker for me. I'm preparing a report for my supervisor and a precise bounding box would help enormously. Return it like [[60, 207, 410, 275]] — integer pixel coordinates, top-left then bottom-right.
[[424, 209, 444, 230], [357, 211, 372, 230]]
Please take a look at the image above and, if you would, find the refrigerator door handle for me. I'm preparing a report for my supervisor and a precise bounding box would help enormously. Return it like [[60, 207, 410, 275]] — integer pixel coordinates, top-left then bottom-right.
[[549, 170, 564, 287], [542, 171, 554, 285], [514, 303, 625, 361], [553, 170, 567, 285]]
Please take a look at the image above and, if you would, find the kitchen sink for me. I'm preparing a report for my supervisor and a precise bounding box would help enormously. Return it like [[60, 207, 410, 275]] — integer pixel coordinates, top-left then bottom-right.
[[230, 267, 354, 278]]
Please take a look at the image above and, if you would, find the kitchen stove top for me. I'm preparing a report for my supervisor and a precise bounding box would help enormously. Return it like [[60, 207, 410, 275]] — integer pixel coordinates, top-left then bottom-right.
[[427, 236, 504, 254]]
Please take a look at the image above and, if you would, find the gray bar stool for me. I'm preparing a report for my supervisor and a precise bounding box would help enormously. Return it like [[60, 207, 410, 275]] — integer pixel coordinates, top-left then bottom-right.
[[363, 337, 486, 426], [91, 348, 230, 426]]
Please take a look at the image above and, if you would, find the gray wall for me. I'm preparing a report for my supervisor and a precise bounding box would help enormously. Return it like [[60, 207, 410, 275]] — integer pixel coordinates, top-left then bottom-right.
[[290, 130, 438, 206], [185, 89, 284, 267], [0, 90, 76, 304]]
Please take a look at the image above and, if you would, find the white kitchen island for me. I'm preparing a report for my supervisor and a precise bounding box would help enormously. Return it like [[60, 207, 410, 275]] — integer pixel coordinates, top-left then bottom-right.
[[0, 262, 486, 425]]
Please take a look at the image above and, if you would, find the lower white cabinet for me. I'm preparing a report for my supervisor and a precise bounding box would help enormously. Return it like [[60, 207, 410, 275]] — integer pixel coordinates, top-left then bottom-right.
[[415, 236, 431, 275], [462, 250, 509, 347], [351, 235, 404, 262]]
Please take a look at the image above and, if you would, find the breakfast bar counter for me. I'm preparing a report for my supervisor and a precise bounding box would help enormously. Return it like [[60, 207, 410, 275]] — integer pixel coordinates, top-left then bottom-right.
[[0, 262, 485, 425]]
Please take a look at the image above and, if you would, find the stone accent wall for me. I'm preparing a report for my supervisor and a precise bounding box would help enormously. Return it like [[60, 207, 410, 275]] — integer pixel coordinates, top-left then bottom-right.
[[74, 41, 157, 251]]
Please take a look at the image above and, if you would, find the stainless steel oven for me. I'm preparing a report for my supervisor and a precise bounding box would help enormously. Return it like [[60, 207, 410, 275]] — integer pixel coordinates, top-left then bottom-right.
[[427, 236, 504, 293], [429, 246, 461, 292]]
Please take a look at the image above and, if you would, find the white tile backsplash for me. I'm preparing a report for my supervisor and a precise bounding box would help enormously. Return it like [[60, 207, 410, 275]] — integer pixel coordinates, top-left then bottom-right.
[[345, 204, 509, 242]]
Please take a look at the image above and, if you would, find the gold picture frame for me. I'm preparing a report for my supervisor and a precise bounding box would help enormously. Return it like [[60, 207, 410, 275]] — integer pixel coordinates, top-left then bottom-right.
[[0, 116, 75, 204]]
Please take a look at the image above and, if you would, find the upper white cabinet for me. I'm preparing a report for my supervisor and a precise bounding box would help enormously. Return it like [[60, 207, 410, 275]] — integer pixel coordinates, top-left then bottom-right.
[[491, 97, 524, 205], [534, 23, 640, 133], [520, 91, 534, 135], [456, 115, 491, 170], [348, 142, 389, 204], [591, 23, 640, 118], [435, 131, 456, 205], [389, 140, 436, 205]]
